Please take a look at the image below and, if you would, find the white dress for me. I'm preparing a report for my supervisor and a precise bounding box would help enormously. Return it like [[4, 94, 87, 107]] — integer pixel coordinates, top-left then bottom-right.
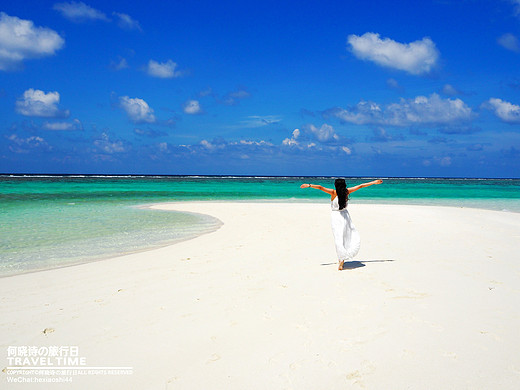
[[331, 196, 360, 261]]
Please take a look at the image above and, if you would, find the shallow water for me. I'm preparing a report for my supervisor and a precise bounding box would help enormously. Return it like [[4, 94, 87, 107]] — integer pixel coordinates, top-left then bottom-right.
[[1, 175, 518, 276]]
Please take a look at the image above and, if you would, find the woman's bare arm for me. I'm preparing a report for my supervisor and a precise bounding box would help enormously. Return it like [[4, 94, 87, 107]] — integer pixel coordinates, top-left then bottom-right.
[[300, 183, 334, 196], [348, 179, 383, 194]]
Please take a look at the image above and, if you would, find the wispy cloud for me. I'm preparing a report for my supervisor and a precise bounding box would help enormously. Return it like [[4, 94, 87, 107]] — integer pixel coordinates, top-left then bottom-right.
[[110, 57, 129, 71], [42, 119, 83, 131], [386, 78, 402, 90], [146, 59, 183, 78], [53, 1, 109, 22], [497, 33, 520, 53], [236, 115, 281, 128], [511, 0, 520, 17], [113, 12, 141, 31], [16, 89, 70, 118], [54, 2, 142, 31], [134, 127, 167, 138], [220, 89, 251, 105], [119, 96, 156, 123], [441, 84, 463, 96], [347, 32, 439, 75], [7, 134, 50, 153], [0, 13, 64, 71]]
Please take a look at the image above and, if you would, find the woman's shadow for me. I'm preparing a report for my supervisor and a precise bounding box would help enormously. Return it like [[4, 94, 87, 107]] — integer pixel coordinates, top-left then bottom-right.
[[321, 259, 395, 270]]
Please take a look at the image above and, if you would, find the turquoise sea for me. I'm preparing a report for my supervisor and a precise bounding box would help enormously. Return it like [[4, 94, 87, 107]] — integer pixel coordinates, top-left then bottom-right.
[[1, 175, 519, 276]]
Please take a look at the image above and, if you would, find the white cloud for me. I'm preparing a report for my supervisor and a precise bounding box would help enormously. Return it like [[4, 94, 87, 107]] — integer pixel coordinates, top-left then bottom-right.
[[119, 96, 156, 123], [282, 128, 300, 146], [94, 132, 125, 153], [327, 93, 472, 126], [183, 100, 202, 114], [0, 13, 64, 71], [53, 1, 109, 22], [16, 89, 69, 117], [42, 118, 82, 131], [341, 146, 352, 155], [485, 98, 520, 123], [200, 139, 226, 151], [231, 140, 273, 146], [8, 134, 45, 146], [147, 59, 182, 78], [7, 134, 49, 153], [282, 128, 318, 149], [113, 12, 141, 31], [307, 123, 339, 142], [347, 32, 439, 75], [497, 33, 520, 53]]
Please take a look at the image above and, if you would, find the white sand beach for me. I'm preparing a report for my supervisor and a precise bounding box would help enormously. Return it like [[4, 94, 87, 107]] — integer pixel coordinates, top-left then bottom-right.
[[1, 202, 520, 389]]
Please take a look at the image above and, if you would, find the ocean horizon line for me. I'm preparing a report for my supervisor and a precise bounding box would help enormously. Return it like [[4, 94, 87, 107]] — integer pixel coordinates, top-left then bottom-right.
[[1, 173, 519, 180]]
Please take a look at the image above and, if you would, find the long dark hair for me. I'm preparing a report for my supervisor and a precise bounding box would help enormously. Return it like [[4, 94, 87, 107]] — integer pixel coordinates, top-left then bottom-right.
[[334, 178, 349, 210]]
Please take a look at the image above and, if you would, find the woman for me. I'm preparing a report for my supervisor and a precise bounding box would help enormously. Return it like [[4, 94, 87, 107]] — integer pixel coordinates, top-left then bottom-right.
[[300, 179, 383, 270]]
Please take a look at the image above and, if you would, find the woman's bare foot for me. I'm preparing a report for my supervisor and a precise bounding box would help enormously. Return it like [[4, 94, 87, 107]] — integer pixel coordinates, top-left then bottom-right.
[[338, 260, 344, 270]]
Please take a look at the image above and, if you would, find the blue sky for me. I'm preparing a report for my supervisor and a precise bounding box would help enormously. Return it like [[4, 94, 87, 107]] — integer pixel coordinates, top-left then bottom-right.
[[0, 0, 519, 177]]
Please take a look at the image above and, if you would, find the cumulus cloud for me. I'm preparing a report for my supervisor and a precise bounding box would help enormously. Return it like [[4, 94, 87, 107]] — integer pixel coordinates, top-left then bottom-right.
[[282, 128, 319, 150], [113, 12, 141, 31], [183, 100, 202, 114], [484, 98, 520, 123], [94, 132, 126, 153], [497, 33, 520, 53], [119, 96, 156, 123], [326, 93, 472, 126], [307, 123, 340, 142], [53, 1, 109, 22], [146, 59, 182, 78], [282, 128, 300, 146], [16, 89, 69, 118], [7, 134, 50, 153], [200, 139, 226, 151], [347, 32, 439, 75], [42, 118, 82, 131], [0, 13, 65, 71]]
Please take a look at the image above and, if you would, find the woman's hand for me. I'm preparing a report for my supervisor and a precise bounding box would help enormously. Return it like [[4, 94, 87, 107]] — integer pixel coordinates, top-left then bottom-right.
[[300, 184, 309, 189], [374, 179, 383, 185]]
